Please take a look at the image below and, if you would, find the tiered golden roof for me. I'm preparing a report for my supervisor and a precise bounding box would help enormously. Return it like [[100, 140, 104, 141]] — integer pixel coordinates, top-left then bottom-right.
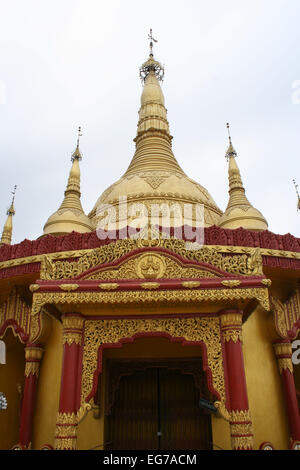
[[218, 128, 268, 231], [43, 129, 93, 236], [89, 50, 222, 229]]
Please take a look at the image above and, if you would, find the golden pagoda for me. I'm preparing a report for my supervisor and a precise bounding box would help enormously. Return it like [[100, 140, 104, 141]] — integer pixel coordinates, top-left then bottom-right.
[[0, 32, 300, 452]]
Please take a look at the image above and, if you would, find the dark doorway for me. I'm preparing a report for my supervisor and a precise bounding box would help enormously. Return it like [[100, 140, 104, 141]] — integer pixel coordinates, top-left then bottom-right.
[[105, 361, 213, 450]]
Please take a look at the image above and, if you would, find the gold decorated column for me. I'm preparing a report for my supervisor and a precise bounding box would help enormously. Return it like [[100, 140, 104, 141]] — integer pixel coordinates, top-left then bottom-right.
[[220, 310, 254, 450], [18, 343, 44, 449], [55, 313, 85, 450], [273, 340, 300, 445]]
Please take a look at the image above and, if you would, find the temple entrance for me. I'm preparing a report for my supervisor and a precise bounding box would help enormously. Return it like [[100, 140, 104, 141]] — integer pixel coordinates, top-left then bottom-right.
[[104, 359, 213, 450]]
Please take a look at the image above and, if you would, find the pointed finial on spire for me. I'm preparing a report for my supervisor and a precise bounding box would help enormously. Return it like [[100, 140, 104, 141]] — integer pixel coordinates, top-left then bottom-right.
[[8, 185, 17, 215], [293, 179, 300, 211], [148, 28, 157, 57], [71, 126, 83, 162], [225, 123, 237, 161], [140, 30, 164, 83], [1, 185, 17, 245]]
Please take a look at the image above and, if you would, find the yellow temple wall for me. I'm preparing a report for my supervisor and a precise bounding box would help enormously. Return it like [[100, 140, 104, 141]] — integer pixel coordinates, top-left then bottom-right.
[[243, 305, 290, 450], [32, 317, 62, 449], [0, 329, 25, 450]]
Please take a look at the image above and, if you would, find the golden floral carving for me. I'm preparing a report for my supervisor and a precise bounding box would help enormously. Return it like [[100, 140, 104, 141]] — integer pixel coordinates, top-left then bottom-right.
[[0, 245, 298, 274], [220, 312, 243, 328], [54, 412, 78, 450], [98, 283, 119, 290], [222, 329, 243, 343], [221, 280, 241, 288], [31, 287, 270, 317], [39, 237, 264, 281], [81, 316, 226, 407], [140, 282, 160, 289], [181, 281, 201, 288], [261, 279, 272, 287], [231, 435, 253, 450], [230, 409, 252, 422], [62, 316, 85, 330], [137, 253, 166, 279], [86, 255, 217, 281], [63, 332, 82, 346], [270, 291, 300, 340], [59, 284, 79, 291]]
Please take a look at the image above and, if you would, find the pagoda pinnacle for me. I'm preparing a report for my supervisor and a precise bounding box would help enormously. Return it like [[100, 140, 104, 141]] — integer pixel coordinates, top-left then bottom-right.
[[1, 185, 17, 245], [43, 128, 92, 236], [123, 31, 184, 176], [218, 124, 268, 231], [293, 179, 300, 211]]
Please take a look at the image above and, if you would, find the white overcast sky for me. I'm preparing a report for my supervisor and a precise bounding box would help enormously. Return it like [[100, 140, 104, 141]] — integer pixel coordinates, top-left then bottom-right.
[[0, 0, 299, 244]]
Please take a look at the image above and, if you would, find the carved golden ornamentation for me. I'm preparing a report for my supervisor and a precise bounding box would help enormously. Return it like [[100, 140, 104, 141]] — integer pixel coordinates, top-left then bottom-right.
[[136, 253, 166, 279], [39, 238, 265, 281], [54, 412, 77, 450], [181, 281, 201, 288], [220, 312, 243, 328], [76, 403, 92, 423], [221, 280, 241, 288], [140, 282, 160, 289], [31, 287, 270, 317], [277, 358, 293, 375], [98, 283, 119, 290], [25, 361, 40, 377], [270, 290, 300, 340], [230, 409, 254, 450], [214, 401, 231, 421], [60, 284, 79, 291], [231, 435, 254, 450], [63, 332, 82, 346], [29, 284, 40, 292], [261, 279, 272, 287], [25, 345, 44, 361], [222, 329, 243, 343], [80, 316, 226, 407], [62, 316, 85, 330], [85, 254, 217, 281], [0, 245, 298, 274], [0, 288, 32, 342]]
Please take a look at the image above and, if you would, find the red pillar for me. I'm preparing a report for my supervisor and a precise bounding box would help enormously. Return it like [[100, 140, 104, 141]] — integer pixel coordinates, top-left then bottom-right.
[[54, 313, 84, 450], [273, 340, 300, 447], [18, 343, 43, 449], [220, 310, 254, 450]]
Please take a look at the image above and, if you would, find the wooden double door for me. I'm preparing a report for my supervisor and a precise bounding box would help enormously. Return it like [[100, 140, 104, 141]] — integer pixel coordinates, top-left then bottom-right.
[[105, 364, 212, 450]]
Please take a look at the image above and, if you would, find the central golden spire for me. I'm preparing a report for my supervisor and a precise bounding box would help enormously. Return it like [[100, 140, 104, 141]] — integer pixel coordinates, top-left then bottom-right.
[[89, 32, 222, 228], [124, 34, 185, 176]]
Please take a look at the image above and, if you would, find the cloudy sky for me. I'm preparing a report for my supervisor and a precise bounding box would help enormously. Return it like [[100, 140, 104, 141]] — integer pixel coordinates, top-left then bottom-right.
[[0, 0, 299, 244]]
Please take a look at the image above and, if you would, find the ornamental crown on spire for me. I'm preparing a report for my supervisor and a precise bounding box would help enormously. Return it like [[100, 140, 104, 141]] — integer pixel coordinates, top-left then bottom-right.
[[140, 29, 164, 83]]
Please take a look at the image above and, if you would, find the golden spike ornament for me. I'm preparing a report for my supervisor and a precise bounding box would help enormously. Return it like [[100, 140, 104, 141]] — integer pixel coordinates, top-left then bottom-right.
[[293, 179, 300, 211]]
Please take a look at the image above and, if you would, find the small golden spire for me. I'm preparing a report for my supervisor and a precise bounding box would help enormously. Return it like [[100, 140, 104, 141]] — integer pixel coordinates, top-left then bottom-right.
[[218, 125, 268, 230], [293, 179, 300, 211], [1, 185, 17, 245], [43, 129, 92, 236]]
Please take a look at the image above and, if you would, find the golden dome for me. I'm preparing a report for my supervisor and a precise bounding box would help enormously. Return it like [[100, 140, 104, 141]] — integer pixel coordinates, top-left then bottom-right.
[[43, 135, 93, 236], [218, 138, 268, 231], [89, 55, 222, 231]]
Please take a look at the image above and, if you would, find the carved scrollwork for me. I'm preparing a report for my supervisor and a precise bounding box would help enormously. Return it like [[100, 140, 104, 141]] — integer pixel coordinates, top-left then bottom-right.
[[80, 316, 226, 408]]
